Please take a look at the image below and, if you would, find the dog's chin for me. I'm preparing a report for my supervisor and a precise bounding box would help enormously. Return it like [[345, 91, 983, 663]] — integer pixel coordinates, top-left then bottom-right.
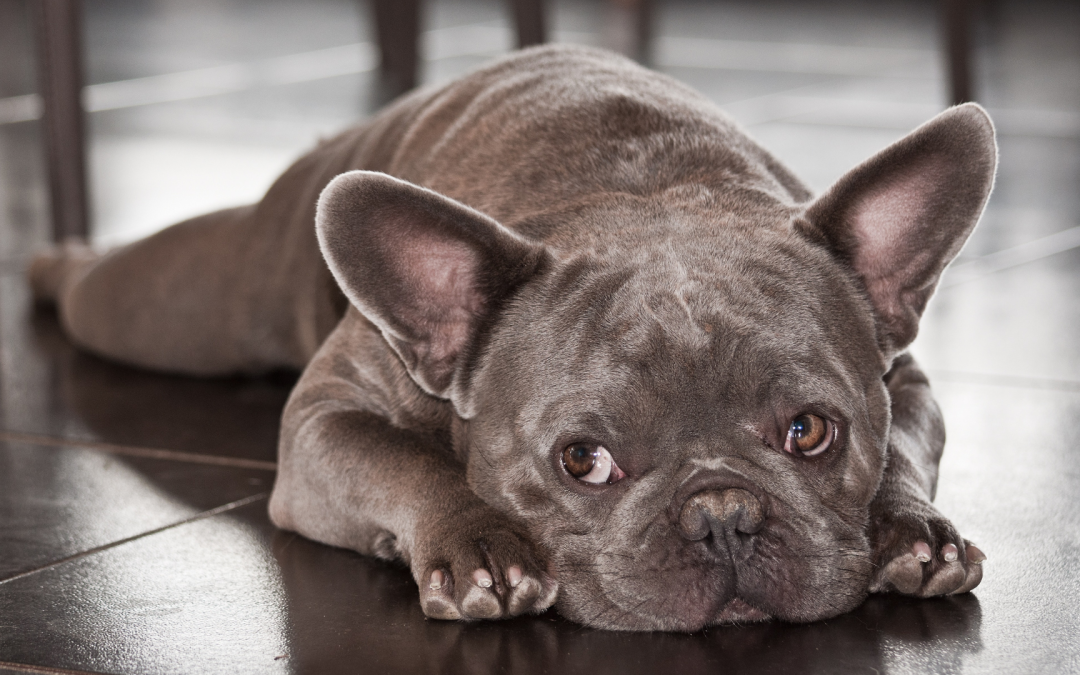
[[557, 591, 772, 632], [712, 597, 772, 624], [709, 587, 868, 626], [559, 585, 860, 632], [554, 548, 871, 631]]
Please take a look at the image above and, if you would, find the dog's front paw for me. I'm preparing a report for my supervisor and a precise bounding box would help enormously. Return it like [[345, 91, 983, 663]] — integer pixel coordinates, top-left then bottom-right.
[[868, 500, 985, 597], [413, 508, 557, 621]]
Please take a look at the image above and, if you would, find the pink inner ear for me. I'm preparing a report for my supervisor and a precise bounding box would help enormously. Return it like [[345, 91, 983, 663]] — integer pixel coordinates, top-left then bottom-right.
[[847, 157, 951, 313], [385, 224, 485, 365]]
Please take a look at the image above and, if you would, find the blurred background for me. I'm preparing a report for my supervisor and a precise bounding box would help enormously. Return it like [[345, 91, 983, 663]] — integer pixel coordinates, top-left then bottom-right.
[[0, 0, 1075, 249]]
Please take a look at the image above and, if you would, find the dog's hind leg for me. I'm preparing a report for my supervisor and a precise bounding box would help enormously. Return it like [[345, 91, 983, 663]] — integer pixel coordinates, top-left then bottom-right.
[[29, 203, 344, 376]]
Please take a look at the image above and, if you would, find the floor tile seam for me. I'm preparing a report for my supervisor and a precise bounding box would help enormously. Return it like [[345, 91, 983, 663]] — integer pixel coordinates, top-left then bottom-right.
[[0, 430, 278, 471], [926, 369, 1080, 394], [0, 493, 268, 587], [0, 660, 116, 675]]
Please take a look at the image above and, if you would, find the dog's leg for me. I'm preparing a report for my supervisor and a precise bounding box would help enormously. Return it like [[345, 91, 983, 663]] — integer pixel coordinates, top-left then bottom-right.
[[268, 314, 558, 621], [868, 353, 985, 596], [28, 205, 342, 376]]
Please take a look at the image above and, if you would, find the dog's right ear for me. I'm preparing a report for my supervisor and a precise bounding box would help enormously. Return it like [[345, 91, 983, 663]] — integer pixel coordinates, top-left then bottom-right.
[[801, 103, 997, 357], [316, 171, 547, 405]]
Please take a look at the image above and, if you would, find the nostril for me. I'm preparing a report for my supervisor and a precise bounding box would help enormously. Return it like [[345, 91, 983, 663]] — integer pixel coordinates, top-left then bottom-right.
[[678, 500, 712, 541], [722, 488, 765, 535], [678, 489, 765, 541]]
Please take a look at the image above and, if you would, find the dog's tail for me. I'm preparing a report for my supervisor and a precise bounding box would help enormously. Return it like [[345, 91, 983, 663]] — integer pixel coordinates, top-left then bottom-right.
[[27, 242, 101, 305]]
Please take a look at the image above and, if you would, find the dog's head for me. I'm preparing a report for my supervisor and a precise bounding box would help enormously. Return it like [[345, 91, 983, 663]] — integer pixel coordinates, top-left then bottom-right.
[[316, 104, 996, 630]]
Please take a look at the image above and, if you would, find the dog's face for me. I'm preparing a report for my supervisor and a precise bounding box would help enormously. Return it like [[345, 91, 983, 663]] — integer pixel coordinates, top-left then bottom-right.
[[463, 201, 891, 629], [316, 104, 996, 630]]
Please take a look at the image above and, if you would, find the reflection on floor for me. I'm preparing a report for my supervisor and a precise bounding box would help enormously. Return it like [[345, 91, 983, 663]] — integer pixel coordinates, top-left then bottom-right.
[[1, 0, 1078, 673]]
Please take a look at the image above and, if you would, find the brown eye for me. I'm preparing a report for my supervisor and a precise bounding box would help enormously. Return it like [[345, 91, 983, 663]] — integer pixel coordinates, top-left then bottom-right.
[[563, 444, 598, 478], [784, 414, 834, 457], [561, 443, 624, 484]]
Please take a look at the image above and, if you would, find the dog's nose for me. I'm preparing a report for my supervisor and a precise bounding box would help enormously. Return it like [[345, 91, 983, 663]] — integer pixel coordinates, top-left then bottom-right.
[[678, 488, 765, 541]]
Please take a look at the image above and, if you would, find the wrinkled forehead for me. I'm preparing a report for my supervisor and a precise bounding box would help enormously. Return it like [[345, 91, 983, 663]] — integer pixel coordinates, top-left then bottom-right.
[[489, 233, 882, 423]]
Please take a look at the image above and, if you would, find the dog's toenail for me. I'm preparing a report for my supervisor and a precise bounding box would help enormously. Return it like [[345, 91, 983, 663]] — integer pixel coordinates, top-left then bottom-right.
[[943, 543, 958, 562], [967, 544, 987, 564], [473, 569, 493, 588], [508, 566, 523, 588], [429, 570, 445, 590], [913, 541, 932, 563]]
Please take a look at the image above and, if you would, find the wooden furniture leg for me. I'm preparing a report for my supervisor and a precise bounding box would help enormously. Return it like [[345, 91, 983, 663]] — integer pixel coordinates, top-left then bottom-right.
[[944, 0, 975, 104], [510, 0, 546, 48], [33, 0, 89, 242], [372, 0, 421, 101], [603, 0, 654, 65], [630, 0, 654, 65]]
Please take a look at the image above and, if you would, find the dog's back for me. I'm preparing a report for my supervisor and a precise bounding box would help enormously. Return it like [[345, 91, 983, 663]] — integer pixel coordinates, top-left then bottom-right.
[[30, 45, 808, 377]]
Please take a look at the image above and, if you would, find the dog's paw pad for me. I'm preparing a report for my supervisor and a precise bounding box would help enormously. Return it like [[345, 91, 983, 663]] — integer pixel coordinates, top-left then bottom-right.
[[461, 579, 502, 618], [879, 552, 924, 594], [506, 572, 555, 616]]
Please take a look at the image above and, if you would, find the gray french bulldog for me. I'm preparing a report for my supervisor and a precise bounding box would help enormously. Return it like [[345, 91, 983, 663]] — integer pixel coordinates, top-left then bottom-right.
[[31, 45, 995, 631]]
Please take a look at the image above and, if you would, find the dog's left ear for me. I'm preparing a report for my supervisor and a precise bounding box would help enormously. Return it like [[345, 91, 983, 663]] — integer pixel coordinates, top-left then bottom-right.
[[802, 103, 997, 356]]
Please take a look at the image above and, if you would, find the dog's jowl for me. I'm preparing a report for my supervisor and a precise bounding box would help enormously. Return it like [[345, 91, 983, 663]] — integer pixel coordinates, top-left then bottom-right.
[[31, 45, 996, 631]]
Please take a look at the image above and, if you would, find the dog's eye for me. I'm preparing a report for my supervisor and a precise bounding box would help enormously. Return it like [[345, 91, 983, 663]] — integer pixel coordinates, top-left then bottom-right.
[[784, 414, 834, 457], [562, 443, 624, 484]]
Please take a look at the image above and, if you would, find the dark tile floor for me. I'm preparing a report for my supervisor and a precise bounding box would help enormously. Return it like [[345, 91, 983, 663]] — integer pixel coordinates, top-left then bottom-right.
[[1, 0, 1078, 673]]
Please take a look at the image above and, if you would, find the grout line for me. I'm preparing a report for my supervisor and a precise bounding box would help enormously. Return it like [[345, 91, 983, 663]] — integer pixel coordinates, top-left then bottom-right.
[[0, 430, 277, 471], [0, 661, 117, 675], [0, 493, 268, 586], [927, 369, 1080, 394]]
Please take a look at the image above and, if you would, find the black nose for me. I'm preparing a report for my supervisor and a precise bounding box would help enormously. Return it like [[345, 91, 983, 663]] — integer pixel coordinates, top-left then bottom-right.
[[678, 488, 765, 542]]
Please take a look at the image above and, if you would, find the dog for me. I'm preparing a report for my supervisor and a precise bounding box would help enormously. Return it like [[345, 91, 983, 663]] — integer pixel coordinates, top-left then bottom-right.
[[30, 45, 995, 631]]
